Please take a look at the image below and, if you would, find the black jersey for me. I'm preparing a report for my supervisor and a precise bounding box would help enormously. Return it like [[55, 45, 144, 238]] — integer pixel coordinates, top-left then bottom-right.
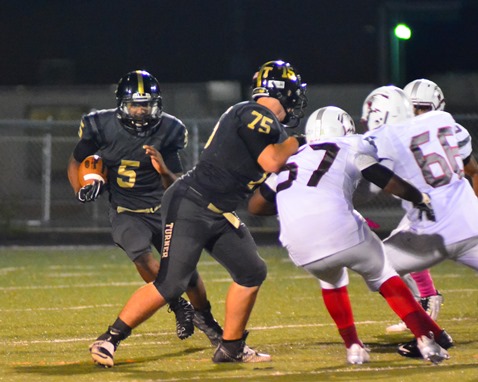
[[184, 101, 289, 211], [77, 108, 187, 210]]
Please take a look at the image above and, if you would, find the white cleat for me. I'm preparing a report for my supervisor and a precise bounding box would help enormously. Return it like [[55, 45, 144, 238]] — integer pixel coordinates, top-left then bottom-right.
[[417, 332, 450, 365], [242, 345, 272, 363], [89, 340, 115, 368], [420, 293, 444, 321], [346, 343, 370, 365], [386, 321, 409, 333]]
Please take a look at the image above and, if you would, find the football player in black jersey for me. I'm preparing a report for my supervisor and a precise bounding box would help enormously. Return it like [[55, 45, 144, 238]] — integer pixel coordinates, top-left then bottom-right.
[[67, 70, 222, 346], [89, 60, 308, 367]]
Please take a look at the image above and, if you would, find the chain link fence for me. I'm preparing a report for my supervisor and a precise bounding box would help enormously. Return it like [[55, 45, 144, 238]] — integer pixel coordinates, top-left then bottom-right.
[[1, 116, 477, 243]]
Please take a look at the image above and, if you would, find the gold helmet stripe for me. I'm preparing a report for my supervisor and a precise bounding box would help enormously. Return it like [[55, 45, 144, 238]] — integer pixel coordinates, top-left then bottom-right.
[[136, 71, 145, 94]]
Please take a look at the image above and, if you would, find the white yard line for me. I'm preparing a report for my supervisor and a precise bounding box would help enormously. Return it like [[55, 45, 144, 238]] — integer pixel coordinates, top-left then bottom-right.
[[3, 317, 474, 346]]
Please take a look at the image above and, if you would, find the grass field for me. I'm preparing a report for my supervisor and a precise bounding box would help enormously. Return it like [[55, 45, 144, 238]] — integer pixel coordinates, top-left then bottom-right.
[[0, 245, 477, 382]]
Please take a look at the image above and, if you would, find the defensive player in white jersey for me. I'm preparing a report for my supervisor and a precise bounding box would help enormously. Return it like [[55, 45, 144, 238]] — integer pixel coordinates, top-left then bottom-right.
[[248, 106, 451, 365], [361, 85, 478, 358], [385, 79, 478, 334]]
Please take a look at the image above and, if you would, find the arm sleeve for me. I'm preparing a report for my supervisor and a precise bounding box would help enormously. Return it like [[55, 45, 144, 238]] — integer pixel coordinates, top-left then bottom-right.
[[259, 183, 277, 204], [361, 163, 422, 204], [72, 139, 100, 162], [162, 150, 183, 174], [156, 117, 188, 174], [259, 173, 278, 203], [361, 163, 394, 189]]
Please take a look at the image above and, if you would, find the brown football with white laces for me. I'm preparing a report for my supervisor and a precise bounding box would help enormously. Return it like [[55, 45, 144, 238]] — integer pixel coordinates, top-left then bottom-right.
[[78, 155, 108, 187]]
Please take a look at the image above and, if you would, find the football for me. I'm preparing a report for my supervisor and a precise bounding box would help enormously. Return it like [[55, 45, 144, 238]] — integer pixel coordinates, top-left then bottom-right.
[[78, 155, 108, 187]]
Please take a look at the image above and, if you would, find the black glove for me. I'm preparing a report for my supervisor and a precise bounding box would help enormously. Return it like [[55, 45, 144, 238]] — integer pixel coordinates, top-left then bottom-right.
[[292, 134, 307, 147], [77, 180, 103, 203], [413, 193, 435, 221]]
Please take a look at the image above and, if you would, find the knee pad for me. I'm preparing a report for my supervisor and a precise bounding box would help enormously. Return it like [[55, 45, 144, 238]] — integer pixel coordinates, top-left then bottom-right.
[[234, 258, 267, 287]]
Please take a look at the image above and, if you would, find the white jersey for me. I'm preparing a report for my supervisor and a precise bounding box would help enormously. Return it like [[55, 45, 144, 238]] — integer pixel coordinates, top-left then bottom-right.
[[364, 110, 478, 245], [276, 135, 377, 266], [454, 122, 473, 160]]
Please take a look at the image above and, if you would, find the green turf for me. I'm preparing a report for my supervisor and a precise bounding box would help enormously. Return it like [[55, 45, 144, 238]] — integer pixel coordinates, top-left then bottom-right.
[[0, 245, 477, 382]]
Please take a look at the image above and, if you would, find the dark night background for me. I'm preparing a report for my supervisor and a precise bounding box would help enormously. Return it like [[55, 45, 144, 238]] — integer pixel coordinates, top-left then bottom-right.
[[1, 0, 477, 87]]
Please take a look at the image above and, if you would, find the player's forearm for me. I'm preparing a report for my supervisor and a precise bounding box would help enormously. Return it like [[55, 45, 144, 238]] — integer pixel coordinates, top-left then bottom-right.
[[258, 137, 299, 173], [361, 163, 422, 204], [160, 171, 180, 189], [248, 189, 277, 216], [464, 155, 478, 197], [470, 174, 478, 197], [67, 156, 81, 193], [382, 176, 422, 204]]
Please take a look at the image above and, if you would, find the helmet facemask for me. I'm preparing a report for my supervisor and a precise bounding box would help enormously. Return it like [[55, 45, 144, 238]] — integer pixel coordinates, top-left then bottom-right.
[[403, 79, 446, 113], [278, 80, 308, 128], [118, 96, 162, 136], [115, 70, 163, 136]]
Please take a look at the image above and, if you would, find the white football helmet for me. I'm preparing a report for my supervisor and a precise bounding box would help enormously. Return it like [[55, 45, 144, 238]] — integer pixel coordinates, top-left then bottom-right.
[[361, 85, 414, 131], [403, 78, 445, 112], [305, 106, 355, 144]]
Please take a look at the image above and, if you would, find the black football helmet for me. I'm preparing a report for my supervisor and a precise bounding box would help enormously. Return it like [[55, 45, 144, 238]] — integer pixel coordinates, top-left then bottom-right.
[[252, 60, 307, 128], [115, 70, 163, 136]]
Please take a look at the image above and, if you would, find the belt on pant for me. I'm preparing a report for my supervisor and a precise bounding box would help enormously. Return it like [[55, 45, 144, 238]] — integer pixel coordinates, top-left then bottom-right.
[[185, 185, 241, 229], [116, 204, 161, 214]]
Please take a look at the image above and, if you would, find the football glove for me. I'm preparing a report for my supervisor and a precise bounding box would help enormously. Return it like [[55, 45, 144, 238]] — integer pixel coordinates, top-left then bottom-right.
[[77, 180, 104, 203], [413, 193, 435, 222]]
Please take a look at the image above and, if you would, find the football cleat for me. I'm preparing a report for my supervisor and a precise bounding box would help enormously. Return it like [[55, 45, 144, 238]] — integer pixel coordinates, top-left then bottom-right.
[[89, 340, 115, 368], [213, 344, 272, 363], [416, 332, 450, 364], [168, 296, 195, 340], [89, 325, 130, 368], [346, 343, 370, 365], [420, 292, 444, 321], [242, 345, 272, 363], [398, 330, 453, 360], [212, 331, 271, 363], [193, 301, 223, 346], [386, 321, 408, 333]]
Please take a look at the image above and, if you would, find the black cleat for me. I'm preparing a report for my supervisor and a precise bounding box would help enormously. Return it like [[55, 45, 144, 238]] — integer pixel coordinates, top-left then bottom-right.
[[168, 296, 195, 340], [212, 331, 271, 363], [397, 330, 453, 359], [193, 301, 223, 346]]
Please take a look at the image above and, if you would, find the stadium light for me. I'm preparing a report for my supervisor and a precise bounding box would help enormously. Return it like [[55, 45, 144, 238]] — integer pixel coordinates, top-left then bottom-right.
[[394, 23, 412, 40], [391, 23, 412, 86]]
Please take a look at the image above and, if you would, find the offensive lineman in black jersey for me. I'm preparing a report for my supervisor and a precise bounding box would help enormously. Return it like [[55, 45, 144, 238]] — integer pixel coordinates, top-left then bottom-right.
[[67, 70, 222, 346], [89, 60, 308, 367]]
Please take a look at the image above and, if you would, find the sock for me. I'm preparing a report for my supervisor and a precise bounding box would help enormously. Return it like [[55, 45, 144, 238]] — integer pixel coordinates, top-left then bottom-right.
[[410, 269, 437, 298], [379, 276, 441, 338], [111, 317, 132, 336], [221, 337, 244, 354], [322, 286, 360, 348], [96, 317, 132, 348]]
